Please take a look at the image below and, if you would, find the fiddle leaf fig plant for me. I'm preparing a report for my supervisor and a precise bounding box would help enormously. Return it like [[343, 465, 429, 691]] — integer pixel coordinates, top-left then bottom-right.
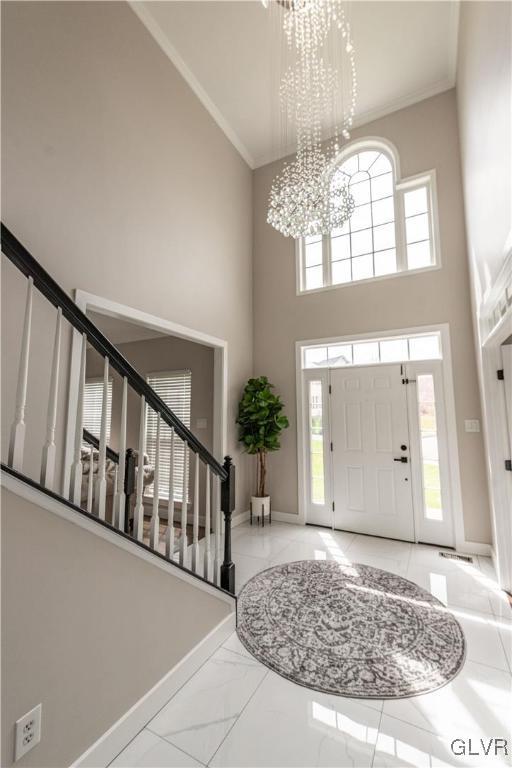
[[237, 376, 289, 498]]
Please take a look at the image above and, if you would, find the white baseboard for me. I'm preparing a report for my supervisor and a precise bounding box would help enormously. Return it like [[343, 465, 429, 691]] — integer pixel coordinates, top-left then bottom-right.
[[271, 510, 304, 525], [237, 509, 305, 527], [72, 612, 235, 768], [231, 510, 250, 527], [458, 540, 493, 557]]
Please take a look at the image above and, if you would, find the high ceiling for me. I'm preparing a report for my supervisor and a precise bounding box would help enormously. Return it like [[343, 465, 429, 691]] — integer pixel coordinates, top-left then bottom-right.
[[132, 1, 460, 168]]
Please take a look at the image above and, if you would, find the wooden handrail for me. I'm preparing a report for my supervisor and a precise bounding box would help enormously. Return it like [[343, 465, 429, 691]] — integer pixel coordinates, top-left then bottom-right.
[[82, 428, 120, 464], [1, 223, 227, 480], [2, 223, 236, 594]]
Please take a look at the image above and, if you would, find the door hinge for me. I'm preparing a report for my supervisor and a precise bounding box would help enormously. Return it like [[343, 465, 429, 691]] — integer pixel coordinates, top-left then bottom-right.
[[330, 442, 333, 452], [505, 459, 512, 472], [497, 369, 504, 381], [328, 384, 332, 394], [332, 501, 335, 511]]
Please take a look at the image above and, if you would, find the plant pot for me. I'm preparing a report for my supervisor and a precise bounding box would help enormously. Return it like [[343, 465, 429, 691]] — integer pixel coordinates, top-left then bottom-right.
[[250, 495, 271, 526]]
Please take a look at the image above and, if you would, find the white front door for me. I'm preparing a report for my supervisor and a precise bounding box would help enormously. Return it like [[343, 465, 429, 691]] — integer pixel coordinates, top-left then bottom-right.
[[330, 364, 415, 541]]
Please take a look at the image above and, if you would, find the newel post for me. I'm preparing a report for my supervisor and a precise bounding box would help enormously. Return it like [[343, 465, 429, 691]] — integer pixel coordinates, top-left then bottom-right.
[[220, 456, 236, 594]]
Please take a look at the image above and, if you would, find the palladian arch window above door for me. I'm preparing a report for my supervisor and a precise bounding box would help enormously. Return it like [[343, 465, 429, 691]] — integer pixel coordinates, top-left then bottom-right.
[[298, 140, 439, 293]]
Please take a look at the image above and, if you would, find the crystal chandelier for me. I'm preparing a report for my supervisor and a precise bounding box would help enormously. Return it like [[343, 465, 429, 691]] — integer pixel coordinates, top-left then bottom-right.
[[265, 0, 357, 239]]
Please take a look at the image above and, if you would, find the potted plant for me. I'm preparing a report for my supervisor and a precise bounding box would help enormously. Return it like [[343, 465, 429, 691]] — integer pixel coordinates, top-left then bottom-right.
[[237, 376, 289, 524]]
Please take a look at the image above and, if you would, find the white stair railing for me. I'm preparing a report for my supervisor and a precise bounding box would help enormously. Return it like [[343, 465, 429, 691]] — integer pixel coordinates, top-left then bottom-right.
[[94, 357, 109, 520], [133, 396, 146, 541], [214, 474, 222, 586], [41, 307, 62, 490], [149, 414, 161, 550], [180, 443, 189, 567], [8, 277, 33, 471], [165, 428, 175, 559], [113, 376, 127, 530], [69, 333, 87, 505], [204, 464, 211, 580], [86, 445, 94, 513], [191, 452, 200, 573], [1, 224, 236, 595]]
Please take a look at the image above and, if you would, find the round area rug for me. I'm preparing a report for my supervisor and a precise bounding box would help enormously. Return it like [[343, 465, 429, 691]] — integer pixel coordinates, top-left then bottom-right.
[[237, 560, 466, 699]]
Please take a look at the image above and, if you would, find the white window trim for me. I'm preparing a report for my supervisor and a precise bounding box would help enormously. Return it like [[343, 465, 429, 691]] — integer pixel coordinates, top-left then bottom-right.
[[296, 138, 442, 295]]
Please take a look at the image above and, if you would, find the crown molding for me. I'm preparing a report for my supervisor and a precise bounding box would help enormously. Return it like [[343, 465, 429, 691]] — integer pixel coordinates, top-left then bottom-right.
[[447, 0, 461, 86], [253, 77, 456, 169], [131, 2, 459, 173], [129, 2, 255, 169]]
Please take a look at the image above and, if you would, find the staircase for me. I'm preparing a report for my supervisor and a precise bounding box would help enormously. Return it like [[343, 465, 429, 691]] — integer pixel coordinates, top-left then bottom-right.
[[1, 223, 236, 595]]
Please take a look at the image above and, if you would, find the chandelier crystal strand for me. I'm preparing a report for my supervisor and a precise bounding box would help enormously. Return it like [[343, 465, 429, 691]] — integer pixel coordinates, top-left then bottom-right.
[[267, 0, 357, 239]]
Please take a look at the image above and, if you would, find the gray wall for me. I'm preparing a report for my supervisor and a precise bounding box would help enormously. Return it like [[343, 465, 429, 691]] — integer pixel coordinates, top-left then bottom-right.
[[456, 1, 511, 300], [1, 0, 253, 511], [86, 334, 214, 455], [86, 333, 215, 514], [456, 1, 512, 573], [1, 487, 232, 768], [253, 89, 491, 544]]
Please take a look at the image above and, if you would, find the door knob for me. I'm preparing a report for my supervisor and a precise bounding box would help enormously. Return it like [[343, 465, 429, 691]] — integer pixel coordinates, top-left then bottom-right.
[[394, 456, 408, 463]]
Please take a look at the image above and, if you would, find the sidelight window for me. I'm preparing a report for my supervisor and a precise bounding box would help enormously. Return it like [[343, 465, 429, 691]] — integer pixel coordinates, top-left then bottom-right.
[[416, 374, 443, 521], [308, 380, 325, 505]]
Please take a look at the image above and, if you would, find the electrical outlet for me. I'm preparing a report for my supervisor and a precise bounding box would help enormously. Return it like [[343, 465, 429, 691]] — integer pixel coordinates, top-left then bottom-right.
[[14, 704, 41, 761], [464, 419, 481, 433]]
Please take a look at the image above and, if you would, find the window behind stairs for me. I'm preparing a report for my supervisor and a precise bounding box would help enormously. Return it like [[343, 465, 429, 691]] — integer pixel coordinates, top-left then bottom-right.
[[83, 378, 113, 443], [145, 370, 192, 502]]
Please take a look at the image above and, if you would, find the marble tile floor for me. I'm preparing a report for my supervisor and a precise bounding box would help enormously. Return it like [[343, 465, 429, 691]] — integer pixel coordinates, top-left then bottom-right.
[[110, 521, 512, 768]]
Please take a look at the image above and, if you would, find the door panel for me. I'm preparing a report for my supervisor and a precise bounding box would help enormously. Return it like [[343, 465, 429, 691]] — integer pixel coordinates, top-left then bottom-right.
[[331, 364, 415, 540]]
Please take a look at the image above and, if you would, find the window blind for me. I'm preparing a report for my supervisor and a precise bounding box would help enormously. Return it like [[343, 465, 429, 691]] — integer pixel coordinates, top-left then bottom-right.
[[83, 379, 113, 444], [145, 370, 192, 501]]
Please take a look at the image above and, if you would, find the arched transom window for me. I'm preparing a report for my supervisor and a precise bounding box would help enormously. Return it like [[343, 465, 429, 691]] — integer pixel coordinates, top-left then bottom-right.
[[299, 141, 438, 293]]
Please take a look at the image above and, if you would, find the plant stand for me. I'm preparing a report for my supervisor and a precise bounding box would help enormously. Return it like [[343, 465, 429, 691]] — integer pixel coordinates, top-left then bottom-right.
[[250, 495, 271, 527]]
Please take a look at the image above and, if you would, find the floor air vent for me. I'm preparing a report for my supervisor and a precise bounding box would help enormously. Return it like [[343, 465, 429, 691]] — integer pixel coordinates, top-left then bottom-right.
[[439, 552, 473, 563]]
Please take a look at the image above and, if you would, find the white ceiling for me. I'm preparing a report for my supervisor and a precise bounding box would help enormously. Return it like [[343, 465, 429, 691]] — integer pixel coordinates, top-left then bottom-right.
[[132, 1, 460, 168]]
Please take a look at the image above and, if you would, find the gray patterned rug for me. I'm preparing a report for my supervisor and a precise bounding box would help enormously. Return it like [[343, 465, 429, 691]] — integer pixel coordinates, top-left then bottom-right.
[[237, 560, 466, 699]]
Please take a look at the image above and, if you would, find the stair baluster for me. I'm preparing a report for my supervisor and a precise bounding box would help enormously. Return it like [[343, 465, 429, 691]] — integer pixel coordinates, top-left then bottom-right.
[[94, 356, 109, 520], [86, 444, 94, 513], [191, 452, 200, 572], [8, 276, 33, 471], [203, 464, 211, 580], [149, 413, 161, 550], [180, 443, 189, 567], [69, 333, 87, 505], [114, 376, 127, 530], [41, 306, 62, 489], [165, 428, 175, 559], [133, 396, 146, 541], [214, 474, 221, 586]]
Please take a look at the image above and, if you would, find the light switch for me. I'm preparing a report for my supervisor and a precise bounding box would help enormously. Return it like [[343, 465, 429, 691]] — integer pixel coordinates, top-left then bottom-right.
[[196, 418, 207, 430], [464, 419, 480, 433]]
